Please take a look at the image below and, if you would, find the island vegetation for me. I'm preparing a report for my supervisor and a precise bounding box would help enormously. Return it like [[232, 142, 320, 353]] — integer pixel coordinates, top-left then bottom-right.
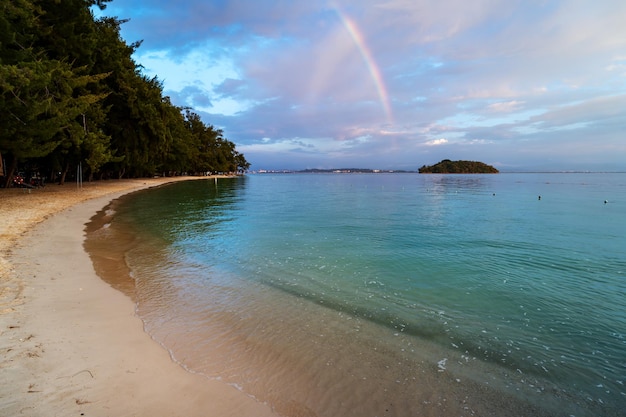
[[418, 160, 499, 174], [1, 0, 249, 188]]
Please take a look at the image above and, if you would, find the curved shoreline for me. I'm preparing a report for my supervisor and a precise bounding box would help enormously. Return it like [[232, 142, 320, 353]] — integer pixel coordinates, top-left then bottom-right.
[[0, 177, 277, 417]]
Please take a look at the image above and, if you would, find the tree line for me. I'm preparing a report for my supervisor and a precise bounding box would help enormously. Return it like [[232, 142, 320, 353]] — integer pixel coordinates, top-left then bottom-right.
[[1, 0, 250, 188]]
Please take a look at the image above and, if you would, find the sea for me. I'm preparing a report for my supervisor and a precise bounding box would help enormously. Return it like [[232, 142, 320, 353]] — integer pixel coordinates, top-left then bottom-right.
[[85, 173, 626, 417]]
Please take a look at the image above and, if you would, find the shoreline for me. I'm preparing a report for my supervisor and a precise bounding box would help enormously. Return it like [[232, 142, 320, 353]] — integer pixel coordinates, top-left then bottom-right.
[[74, 178, 572, 417], [0, 177, 277, 417]]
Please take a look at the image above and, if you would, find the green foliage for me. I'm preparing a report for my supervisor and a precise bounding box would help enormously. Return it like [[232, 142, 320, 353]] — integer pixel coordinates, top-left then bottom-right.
[[0, 0, 249, 185], [418, 159, 499, 174]]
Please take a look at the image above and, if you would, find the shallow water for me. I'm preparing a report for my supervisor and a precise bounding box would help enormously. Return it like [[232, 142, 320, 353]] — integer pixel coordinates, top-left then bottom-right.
[[86, 173, 626, 416]]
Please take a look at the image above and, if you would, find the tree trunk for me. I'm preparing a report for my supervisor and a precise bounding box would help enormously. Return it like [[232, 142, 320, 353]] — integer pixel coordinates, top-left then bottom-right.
[[59, 161, 70, 185], [3, 156, 17, 189]]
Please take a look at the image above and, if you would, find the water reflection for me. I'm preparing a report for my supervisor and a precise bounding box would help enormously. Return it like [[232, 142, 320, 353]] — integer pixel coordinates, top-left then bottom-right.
[[421, 173, 496, 194], [122, 177, 248, 243]]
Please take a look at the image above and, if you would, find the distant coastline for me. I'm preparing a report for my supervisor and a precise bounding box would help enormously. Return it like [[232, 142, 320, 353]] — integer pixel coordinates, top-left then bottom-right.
[[252, 168, 418, 174], [249, 168, 626, 174]]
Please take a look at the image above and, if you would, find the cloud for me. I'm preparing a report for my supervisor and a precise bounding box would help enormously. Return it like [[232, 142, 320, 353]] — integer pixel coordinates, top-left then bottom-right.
[[168, 85, 212, 109], [516, 94, 626, 135], [486, 100, 525, 113], [99, 0, 626, 171], [425, 138, 448, 146]]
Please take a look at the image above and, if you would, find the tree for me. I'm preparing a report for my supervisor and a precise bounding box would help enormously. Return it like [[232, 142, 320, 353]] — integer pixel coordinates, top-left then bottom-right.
[[0, 0, 250, 185], [0, 57, 109, 185], [234, 151, 250, 173], [0, 0, 112, 186], [0, 0, 40, 185]]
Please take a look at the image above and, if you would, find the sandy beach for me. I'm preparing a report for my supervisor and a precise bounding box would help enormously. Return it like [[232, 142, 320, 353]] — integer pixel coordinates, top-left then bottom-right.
[[0, 178, 278, 417]]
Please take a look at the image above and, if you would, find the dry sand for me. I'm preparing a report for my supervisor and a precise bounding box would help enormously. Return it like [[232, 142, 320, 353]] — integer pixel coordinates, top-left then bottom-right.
[[0, 178, 278, 417]]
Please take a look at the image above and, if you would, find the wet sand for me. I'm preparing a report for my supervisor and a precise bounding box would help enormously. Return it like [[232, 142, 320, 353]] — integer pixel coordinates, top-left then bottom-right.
[[0, 178, 278, 417]]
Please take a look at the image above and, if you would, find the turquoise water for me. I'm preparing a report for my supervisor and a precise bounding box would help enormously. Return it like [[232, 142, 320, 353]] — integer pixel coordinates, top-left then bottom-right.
[[94, 173, 626, 416]]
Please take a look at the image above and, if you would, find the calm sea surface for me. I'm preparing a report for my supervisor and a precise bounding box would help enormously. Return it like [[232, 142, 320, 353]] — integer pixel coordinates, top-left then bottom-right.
[[88, 173, 626, 416]]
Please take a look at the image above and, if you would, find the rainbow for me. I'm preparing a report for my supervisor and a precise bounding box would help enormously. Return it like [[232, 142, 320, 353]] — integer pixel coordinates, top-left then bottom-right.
[[335, 9, 393, 123]]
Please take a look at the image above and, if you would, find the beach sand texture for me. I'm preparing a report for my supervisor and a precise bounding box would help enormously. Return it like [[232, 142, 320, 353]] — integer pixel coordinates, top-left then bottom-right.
[[0, 178, 277, 417]]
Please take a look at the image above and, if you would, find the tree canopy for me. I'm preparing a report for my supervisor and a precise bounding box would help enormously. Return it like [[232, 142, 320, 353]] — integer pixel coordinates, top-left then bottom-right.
[[418, 160, 499, 174], [0, 0, 249, 187]]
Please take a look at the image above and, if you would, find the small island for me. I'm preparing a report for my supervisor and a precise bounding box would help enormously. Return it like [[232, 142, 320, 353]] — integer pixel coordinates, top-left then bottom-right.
[[418, 159, 499, 174]]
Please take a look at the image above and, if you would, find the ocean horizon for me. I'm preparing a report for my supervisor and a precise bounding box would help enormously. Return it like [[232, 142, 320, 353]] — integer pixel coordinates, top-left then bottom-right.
[[87, 172, 626, 417]]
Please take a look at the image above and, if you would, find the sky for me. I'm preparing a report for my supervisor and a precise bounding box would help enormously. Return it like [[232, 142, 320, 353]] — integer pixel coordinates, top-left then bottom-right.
[[96, 0, 626, 171]]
